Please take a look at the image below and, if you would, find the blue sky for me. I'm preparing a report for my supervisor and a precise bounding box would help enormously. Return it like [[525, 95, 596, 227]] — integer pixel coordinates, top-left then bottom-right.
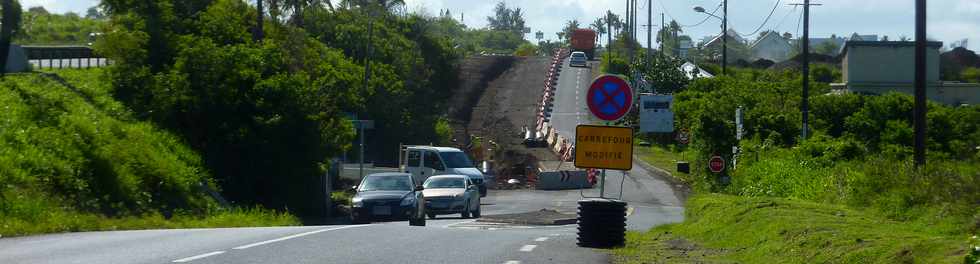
[[25, 0, 980, 50]]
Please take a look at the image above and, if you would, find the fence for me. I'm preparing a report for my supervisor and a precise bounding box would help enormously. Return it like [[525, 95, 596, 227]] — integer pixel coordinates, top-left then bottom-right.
[[23, 46, 110, 69]]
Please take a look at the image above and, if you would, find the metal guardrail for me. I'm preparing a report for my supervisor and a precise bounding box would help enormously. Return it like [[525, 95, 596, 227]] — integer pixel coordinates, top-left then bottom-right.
[[22, 45, 110, 69]]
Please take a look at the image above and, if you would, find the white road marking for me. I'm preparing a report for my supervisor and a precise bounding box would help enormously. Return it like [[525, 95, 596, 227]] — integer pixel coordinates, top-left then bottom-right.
[[534, 237, 549, 242], [503, 261, 522, 264], [172, 251, 225, 263], [549, 233, 561, 236], [443, 219, 477, 228], [519, 245, 537, 252], [232, 225, 368, 250]]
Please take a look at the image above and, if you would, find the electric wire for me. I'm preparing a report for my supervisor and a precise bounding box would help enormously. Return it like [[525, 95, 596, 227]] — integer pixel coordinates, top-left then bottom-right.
[[660, 0, 722, 28], [734, 0, 783, 39]]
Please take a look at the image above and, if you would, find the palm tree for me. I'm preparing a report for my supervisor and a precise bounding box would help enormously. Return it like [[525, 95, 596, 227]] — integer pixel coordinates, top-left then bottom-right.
[[591, 17, 606, 47]]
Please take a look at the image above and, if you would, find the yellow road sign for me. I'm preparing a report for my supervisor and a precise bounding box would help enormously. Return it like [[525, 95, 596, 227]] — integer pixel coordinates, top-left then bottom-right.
[[574, 125, 633, 170]]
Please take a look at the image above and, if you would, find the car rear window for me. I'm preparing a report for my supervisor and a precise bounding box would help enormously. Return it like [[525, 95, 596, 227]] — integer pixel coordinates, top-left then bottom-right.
[[424, 177, 465, 189]]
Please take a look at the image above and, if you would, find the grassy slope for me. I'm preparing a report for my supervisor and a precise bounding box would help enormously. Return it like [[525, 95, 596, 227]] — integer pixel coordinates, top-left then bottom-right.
[[613, 194, 968, 264], [0, 69, 298, 237]]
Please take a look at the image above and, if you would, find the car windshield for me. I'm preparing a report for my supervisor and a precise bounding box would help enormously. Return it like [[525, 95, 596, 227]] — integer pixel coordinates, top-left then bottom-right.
[[439, 151, 474, 168], [423, 177, 465, 189], [359, 175, 412, 191], [572, 53, 585, 58]]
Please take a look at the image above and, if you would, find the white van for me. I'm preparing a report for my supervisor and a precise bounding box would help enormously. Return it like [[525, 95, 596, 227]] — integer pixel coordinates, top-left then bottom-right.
[[400, 146, 488, 197]]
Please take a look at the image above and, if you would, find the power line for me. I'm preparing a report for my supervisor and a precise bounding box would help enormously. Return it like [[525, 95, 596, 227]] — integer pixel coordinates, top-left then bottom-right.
[[735, 0, 783, 38], [660, 0, 722, 28], [771, 5, 799, 31]]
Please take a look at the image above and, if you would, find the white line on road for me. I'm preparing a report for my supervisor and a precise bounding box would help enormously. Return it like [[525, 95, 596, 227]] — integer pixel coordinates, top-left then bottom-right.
[[519, 245, 537, 252], [442, 219, 476, 228], [232, 225, 368, 250], [534, 237, 549, 242], [172, 251, 225, 263], [503, 261, 522, 264]]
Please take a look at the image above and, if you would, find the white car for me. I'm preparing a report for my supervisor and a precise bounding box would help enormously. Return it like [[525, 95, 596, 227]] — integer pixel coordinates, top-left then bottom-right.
[[569, 51, 588, 67], [422, 175, 481, 219]]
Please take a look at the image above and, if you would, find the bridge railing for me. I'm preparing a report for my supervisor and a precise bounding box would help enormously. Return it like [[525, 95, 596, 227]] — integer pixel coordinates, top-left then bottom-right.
[[22, 45, 111, 69]]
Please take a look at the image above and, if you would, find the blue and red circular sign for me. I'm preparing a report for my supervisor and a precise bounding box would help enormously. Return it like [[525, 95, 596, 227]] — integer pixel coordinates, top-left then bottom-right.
[[587, 75, 633, 121]]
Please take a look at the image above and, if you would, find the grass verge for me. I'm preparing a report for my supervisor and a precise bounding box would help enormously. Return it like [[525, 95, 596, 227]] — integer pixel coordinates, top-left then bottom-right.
[[612, 194, 970, 264], [0, 69, 299, 237]]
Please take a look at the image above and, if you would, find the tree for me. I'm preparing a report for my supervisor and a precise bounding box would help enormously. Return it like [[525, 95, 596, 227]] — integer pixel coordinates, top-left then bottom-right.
[[606, 11, 622, 36], [814, 40, 840, 55], [591, 17, 606, 46], [486, 1, 524, 34], [0, 0, 22, 76], [85, 6, 104, 19], [657, 20, 683, 56], [560, 19, 579, 43]]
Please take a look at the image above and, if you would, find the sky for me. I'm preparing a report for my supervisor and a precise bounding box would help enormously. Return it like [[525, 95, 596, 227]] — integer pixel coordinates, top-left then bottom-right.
[[24, 0, 980, 50]]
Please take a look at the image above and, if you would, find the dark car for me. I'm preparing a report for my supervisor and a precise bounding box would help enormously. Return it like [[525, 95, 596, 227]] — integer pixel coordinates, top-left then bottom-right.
[[350, 172, 421, 223]]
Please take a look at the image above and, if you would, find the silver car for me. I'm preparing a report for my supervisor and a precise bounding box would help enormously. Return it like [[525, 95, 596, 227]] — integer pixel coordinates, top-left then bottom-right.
[[422, 175, 481, 219], [569, 51, 588, 67]]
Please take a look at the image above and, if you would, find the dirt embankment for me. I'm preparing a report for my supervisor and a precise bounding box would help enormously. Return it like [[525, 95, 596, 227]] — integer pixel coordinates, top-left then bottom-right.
[[446, 56, 557, 184]]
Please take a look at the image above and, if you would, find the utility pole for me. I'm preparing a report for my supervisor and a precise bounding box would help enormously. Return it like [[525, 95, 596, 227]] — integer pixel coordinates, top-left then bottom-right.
[[789, 1, 822, 140], [626, 0, 632, 62], [660, 12, 665, 57], [722, 0, 728, 75], [913, 0, 926, 167], [647, 0, 652, 62], [608, 11, 613, 71], [254, 0, 264, 41]]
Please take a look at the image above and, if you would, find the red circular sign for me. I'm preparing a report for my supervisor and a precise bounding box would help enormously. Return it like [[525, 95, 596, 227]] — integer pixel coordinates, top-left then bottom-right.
[[587, 75, 633, 121], [709, 156, 725, 173]]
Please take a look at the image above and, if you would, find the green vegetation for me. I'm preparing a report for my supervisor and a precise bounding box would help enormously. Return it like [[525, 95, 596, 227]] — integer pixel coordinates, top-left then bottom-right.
[[17, 6, 105, 45], [0, 69, 297, 237], [618, 64, 978, 262], [613, 194, 969, 263]]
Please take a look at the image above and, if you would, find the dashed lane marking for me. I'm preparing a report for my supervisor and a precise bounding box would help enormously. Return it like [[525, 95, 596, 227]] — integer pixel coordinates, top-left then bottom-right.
[[232, 225, 369, 250], [534, 237, 549, 242], [519, 245, 537, 252], [172, 251, 225, 263], [503, 261, 521, 264], [442, 219, 477, 228], [627, 206, 635, 217]]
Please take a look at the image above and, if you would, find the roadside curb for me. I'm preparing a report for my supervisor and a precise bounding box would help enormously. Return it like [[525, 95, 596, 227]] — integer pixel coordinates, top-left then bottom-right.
[[632, 154, 692, 203], [476, 209, 577, 225]]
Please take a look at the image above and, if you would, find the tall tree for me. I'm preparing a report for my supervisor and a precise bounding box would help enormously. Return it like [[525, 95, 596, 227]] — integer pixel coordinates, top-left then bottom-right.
[[591, 17, 606, 46], [561, 19, 579, 43], [657, 20, 683, 56], [486, 1, 524, 34], [0, 0, 22, 76]]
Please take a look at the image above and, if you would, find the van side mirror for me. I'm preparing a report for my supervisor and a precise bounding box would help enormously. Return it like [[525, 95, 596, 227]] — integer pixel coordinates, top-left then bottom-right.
[[351, 185, 358, 191], [415, 185, 424, 192]]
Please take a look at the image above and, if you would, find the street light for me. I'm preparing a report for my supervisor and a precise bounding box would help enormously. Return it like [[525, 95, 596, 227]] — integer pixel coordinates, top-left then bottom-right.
[[693, 2, 727, 75]]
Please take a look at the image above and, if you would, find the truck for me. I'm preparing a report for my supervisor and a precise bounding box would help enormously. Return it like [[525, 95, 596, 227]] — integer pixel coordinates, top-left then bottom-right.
[[570, 29, 598, 59], [398, 145, 489, 197]]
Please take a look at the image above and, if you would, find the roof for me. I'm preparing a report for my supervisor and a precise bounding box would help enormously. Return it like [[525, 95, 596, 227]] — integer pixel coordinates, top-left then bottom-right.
[[840, 40, 944, 57], [703, 29, 746, 47], [749, 31, 790, 50], [365, 172, 411, 177]]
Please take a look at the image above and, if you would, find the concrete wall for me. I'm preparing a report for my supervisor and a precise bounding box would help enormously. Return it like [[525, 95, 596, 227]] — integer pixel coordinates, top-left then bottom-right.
[[843, 44, 940, 84]]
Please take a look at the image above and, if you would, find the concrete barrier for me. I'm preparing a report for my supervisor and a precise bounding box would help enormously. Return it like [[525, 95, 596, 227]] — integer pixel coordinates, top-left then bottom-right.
[[535, 170, 593, 190]]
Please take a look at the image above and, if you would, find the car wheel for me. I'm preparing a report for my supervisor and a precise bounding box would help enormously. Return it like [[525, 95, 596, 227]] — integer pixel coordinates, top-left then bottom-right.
[[461, 203, 471, 219]]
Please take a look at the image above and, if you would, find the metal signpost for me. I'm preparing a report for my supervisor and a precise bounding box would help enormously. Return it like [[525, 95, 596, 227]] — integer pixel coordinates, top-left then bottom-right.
[[575, 75, 633, 248], [352, 120, 375, 181]]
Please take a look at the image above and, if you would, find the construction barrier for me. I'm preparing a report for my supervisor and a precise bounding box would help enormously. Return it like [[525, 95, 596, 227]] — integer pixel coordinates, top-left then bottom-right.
[[535, 170, 593, 190]]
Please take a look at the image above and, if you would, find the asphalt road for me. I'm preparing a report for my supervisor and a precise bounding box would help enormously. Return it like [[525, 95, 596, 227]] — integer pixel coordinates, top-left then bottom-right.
[[0, 176, 680, 264], [0, 59, 683, 264], [550, 58, 594, 143]]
